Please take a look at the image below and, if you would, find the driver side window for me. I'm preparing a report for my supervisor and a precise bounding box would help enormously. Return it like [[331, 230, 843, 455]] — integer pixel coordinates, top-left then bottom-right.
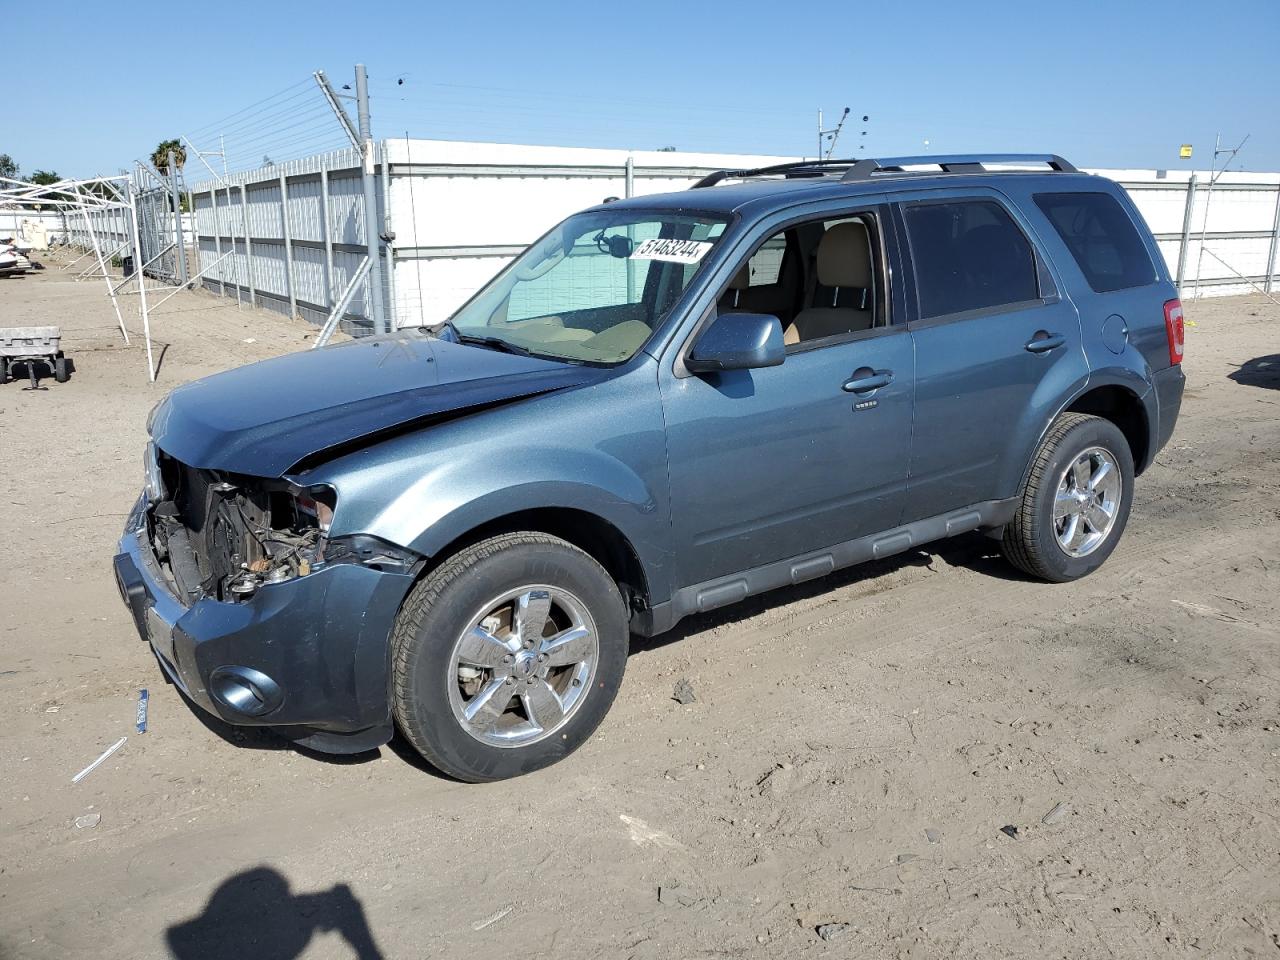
[[717, 210, 887, 349]]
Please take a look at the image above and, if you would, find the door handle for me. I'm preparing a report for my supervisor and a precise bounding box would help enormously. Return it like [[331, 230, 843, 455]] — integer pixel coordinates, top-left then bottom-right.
[[842, 368, 894, 393], [1025, 332, 1066, 354]]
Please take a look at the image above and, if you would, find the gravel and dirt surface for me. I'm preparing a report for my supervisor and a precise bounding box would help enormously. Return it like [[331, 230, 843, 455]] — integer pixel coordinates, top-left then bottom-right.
[[1, 258, 1278, 959]]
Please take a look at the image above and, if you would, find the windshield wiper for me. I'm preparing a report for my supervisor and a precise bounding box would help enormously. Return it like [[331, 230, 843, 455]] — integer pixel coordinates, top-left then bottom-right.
[[456, 333, 535, 357]]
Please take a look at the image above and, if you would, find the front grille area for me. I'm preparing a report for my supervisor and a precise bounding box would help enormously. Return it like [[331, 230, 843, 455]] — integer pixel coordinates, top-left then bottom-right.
[[148, 451, 324, 603], [150, 455, 274, 602]]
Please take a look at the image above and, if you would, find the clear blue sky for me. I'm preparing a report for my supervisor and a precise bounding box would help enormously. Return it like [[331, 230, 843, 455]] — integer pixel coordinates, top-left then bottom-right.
[[7, 0, 1278, 179]]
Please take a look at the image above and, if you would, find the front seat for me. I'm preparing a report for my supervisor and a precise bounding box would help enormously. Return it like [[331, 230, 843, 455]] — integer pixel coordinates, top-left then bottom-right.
[[785, 221, 874, 345], [718, 264, 752, 311]]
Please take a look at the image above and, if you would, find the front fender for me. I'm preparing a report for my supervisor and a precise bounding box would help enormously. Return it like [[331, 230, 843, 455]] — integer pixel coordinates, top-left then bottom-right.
[[389, 450, 661, 561], [301, 371, 675, 604]]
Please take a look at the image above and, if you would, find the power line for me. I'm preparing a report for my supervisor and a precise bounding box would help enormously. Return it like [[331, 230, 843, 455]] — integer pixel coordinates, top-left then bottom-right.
[[188, 90, 328, 148], [213, 106, 338, 152], [187, 78, 313, 139], [371, 78, 809, 123]]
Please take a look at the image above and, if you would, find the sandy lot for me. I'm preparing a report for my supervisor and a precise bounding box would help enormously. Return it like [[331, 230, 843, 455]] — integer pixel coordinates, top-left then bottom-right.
[[1, 256, 1277, 959]]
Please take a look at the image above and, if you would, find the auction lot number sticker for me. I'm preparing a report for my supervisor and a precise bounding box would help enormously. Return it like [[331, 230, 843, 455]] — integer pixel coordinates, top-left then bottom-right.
[[630, 238, 712, 263]]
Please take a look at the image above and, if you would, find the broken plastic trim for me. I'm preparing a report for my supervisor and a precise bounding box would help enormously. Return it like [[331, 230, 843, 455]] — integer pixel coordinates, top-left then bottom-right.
[[319, 534, 421, 574]]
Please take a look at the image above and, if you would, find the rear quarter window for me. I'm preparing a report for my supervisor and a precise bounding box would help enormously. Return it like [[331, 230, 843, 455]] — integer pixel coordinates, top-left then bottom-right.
[[1034, 191, 1156, 293], [902, 199, 1040, 319]]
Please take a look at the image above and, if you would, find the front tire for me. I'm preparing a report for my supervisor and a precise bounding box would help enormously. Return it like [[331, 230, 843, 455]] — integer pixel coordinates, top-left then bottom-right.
[[391, 532, 628, 782], [1002, 413, 1135, 582]]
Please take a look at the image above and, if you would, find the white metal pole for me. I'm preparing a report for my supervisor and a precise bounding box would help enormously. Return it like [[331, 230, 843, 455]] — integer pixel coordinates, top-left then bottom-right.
[[127, 178, 156, 382], [1191, 134, 1219, 299], [77, 194, 130, 343], [356, 64, 387, 334], [279, 170, 298, 318], [320, 159, 335, 306], [1265, 184, 1280, 294], [379, 142, 397, 329], [208, 182, 223, 297]]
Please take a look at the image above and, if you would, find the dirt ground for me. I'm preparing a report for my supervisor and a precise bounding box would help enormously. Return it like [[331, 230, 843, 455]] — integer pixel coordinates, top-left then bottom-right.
[[1, 255, 1277, 960]]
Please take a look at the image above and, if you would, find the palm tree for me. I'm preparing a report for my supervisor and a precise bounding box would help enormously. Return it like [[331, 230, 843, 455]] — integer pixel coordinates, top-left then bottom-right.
[[151, 139, 187, 176]]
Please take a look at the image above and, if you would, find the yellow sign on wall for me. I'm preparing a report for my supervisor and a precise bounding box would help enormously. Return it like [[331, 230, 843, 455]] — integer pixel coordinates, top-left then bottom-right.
[[1179, 144, 1194, 159]]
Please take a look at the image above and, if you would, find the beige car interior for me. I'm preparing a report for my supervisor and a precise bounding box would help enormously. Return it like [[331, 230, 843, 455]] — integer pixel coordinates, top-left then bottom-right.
[[719, 215, 880, 347]]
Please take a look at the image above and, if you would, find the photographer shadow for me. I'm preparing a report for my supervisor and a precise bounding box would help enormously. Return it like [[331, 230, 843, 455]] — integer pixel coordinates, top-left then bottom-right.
[[166, 866, 385, 960]]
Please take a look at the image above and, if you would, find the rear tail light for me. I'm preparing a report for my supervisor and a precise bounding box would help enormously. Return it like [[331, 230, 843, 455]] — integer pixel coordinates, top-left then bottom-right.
[[1163, 299, 1184, 365]]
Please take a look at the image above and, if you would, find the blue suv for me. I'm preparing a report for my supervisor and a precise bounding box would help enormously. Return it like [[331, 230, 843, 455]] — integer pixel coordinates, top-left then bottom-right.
[[114, 154, 1186, 781]]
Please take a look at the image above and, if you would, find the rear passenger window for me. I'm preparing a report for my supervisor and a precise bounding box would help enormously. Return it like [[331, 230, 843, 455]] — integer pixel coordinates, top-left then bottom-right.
[[1034, 191, 1156, 293], [903, 200, 1040, 319]]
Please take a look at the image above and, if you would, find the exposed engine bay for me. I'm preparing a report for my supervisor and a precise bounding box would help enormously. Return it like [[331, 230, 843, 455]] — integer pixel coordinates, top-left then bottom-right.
[[147, 451, 329, 603]]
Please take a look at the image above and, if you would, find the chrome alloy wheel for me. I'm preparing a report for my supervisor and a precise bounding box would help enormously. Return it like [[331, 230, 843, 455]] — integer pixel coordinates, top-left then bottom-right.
[[1053, 446, 1122, 558], [447, 586, 599, 748]]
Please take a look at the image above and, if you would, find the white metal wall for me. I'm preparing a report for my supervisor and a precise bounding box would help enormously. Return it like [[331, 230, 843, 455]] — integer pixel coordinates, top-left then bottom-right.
[[191, 139, 1280, 331], [387, 142, 1280, 326], [385, 140, 795, 326], [189, 147, 387, 329]]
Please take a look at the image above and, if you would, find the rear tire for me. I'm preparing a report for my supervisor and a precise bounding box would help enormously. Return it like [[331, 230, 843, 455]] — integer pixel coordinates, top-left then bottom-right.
[[54, 356, 70, 383], [391, 532, 628, 782], [1002, 413, 1134, 582]]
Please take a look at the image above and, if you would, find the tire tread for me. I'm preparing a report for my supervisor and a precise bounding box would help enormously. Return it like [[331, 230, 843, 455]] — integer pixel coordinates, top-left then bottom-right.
[[1002, 412, 1101, 580], [390, 531, 618, 779]]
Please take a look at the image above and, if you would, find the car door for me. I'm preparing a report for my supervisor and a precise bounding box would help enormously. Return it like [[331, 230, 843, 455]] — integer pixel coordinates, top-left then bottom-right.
[[658, 204, 916, 589], [895, 189, 1087, 522]]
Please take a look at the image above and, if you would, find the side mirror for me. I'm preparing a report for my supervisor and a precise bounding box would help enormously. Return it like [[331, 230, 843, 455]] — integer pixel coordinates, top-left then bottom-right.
[[685, 312, 785, 374]]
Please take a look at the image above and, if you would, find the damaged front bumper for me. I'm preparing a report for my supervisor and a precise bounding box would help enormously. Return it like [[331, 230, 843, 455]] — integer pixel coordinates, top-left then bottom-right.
[[113, 495, 417, 754]]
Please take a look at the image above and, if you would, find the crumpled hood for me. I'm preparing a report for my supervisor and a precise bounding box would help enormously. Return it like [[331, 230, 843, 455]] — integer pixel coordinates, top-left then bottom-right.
[[150, 332, 604, 477]]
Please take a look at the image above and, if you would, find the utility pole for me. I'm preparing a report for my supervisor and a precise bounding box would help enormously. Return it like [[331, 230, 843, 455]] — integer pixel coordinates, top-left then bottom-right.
[[355, 63, 387, 334], [1192, 132, 1250, 299]]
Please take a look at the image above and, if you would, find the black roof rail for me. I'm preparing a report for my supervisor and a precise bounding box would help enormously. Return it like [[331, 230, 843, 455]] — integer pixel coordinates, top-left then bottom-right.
[[840, 153, 1076, 182], [690, 158, 859, 189]]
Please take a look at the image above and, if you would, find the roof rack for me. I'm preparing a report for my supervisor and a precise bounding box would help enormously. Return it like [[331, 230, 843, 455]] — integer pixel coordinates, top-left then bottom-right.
[[839, 154, 1077, 182], [690, 158, 860, 189], [688, 153, 1077, 190]]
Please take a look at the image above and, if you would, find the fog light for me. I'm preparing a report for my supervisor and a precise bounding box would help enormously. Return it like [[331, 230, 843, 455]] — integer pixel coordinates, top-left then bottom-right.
[[209, 666, 283, 717]]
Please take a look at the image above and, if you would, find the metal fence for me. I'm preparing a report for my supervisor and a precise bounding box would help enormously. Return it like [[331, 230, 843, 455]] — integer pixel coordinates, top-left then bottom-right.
[[189, 146, 390, 332], [65, 205, 131, 255], [182, 144, 1280, 334], [1115, 172, 1280, 297]]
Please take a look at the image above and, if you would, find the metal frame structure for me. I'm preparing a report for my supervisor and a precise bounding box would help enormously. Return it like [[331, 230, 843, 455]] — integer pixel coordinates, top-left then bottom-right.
[[1, 173, 134, 345]]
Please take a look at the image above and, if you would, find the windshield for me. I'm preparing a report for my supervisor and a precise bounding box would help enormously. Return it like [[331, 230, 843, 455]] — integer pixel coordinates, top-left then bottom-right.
[[449, 210, 729, 364]]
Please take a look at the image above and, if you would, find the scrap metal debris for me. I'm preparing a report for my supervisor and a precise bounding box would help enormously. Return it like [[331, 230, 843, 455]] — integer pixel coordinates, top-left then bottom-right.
[[470, 905, 513, 932], [71, 737, 127, 784]]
